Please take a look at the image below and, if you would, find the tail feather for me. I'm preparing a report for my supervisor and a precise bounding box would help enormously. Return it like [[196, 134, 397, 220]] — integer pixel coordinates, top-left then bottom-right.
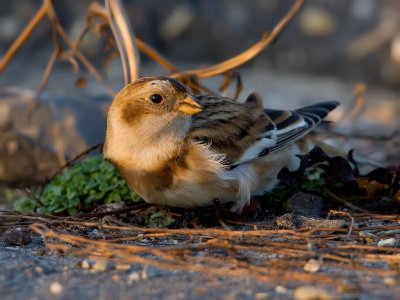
[[295, 101, 339, 122]]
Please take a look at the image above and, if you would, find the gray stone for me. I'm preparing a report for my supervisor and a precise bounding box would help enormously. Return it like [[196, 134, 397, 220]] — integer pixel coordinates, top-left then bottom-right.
[[0, 87, 109, 183], [287, 192, 323, 218], [276, 213, 348, 229], [3, 227, 32, 246], [294, 285, 340, 300]]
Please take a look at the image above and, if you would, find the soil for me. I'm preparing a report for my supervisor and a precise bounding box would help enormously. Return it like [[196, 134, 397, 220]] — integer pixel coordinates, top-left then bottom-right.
[[1, 232, 399, 300]]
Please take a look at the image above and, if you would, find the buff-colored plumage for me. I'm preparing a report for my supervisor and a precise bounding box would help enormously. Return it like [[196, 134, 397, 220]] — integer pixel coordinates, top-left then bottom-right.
[[104, 77, 339, 213]]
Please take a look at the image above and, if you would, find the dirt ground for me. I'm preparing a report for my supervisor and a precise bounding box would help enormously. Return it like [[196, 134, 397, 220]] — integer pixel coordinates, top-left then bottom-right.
[[1, 232, 399, 300]]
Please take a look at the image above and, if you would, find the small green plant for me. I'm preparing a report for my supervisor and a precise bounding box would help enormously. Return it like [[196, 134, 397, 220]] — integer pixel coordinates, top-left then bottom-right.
[[15, 155, 140, 215], [13, 196, 37, 213]]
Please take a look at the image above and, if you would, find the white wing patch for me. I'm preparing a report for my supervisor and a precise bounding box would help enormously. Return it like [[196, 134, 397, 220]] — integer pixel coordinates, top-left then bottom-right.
[[274, 119, 308, 134], [234, 115, 309, 165], [234, 136, 277, 164]]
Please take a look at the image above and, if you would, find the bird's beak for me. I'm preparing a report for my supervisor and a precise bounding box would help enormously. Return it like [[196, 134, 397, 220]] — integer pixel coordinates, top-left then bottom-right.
[[176, 94, 203, 115]]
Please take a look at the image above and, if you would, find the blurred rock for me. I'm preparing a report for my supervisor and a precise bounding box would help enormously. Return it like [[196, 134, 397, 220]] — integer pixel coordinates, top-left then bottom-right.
[[294, 285, 340, 300], [390, 35, 400, 64], [0, 128, 58, 184], [377, 238, 397, 247], [2, 0, 400, 85], [299, 7, 337, 37], [49, 282, 63, 296], [276, 213, 347, 229], [92, 260, 109, 272], [0, 87, 109, 184], [303, 259, 321, 273], [287, 192, 323, 218], [3, 227, 32, 246], [159, 4, 194, 40], [0, 16, 20, 41], [383, 277, 397, 286]]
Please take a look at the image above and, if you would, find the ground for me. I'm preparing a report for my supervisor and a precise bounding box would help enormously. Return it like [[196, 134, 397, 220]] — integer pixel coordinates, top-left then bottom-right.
[[1, 204, 400, 300]]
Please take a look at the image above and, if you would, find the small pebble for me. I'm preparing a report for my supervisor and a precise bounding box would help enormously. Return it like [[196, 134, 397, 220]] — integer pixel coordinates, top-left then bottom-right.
[[359, 231, 376, 243], [81, 259, 91, 269], [141, 267, 149, 280], [112, 274, 121, 282], [35, 266, 43, 273], [304, 259, 320, 273], [88, 229, 99, 236], [49, 282, 63, 295], [92, 260, 109, 272], [376, 229, 400, 236], [294, 286, 339, 300], [336, 281, 357, 293], [127, 271, 141, 282], [115, 264, 131, 271], [377, 238, 397, 247], [275, 286, 288, 294], [384, 277, 396, 286], [299, 7, 336, 37], [254, 292, 269, 299], [4, 227, 32, 246], [359, 231, 376, 237]]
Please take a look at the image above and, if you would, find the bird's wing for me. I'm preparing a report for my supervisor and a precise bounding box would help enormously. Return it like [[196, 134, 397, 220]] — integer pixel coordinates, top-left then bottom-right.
[[189, 93, 339, 165]]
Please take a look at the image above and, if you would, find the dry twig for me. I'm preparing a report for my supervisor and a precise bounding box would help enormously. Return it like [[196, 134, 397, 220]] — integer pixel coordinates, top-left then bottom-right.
[[1, 0, 306, 98], [1, 210, 392, 288], [170, 0, 306, 80]]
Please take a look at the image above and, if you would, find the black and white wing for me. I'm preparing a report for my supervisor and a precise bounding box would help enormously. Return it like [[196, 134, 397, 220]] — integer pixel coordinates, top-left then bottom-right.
[[190, 93, 338, 166]]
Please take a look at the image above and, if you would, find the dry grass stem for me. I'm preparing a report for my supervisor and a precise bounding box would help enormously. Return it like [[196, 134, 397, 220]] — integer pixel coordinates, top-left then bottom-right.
[[1, 210, 391, 288], [1, 0, 306, 98], [2, 208, 400, 289], [0, 0, 51, 73], [106, 0, 139, 83], [170, 0, 306, 79]]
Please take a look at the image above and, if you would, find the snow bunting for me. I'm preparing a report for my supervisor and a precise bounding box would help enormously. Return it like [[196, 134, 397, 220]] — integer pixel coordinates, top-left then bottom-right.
[[104, 77, 339, 213]]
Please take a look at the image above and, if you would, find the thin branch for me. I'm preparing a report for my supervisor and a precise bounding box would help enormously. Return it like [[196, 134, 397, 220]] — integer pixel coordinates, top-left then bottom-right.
[[49, 143, 103, 180], [322, 187, 371, 213], [45, 0, 115, 95], [29, 43, 62, 116], [327, 210, 355, 237], [0, 0, 51, 73], [170, 0, 306, 79], [89, 2, 178, 74], [136, 38, 178, 72], [106, 0, 140, 84], [74, 201, 148, 218]]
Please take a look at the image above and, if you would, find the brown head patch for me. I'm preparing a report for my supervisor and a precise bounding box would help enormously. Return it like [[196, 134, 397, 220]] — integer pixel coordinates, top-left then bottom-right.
[[121, 101, 145, 125]]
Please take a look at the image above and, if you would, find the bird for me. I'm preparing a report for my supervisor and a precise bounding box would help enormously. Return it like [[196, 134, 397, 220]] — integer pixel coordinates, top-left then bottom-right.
[[103, 77, 339, 213]]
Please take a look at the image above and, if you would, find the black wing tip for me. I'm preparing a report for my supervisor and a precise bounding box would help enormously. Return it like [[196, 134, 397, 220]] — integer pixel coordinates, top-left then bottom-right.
[[300, 100, 340, 111], [293, 101, 339, 127], [320, 100, 340, 111], [296, 101, 339, 119]]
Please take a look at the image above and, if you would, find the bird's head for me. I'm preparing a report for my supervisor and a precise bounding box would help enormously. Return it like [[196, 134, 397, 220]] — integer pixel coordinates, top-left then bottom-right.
[[104, 77, 203, 163], [108, 77, 202, 122]]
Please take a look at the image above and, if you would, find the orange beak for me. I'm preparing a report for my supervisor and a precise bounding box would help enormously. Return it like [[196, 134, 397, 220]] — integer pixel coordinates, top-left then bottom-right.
[[176, 94, 203, 115]]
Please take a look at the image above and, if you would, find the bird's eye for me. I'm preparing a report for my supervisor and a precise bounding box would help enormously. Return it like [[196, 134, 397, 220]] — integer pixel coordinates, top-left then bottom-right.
[[149, 94, 163, 104]]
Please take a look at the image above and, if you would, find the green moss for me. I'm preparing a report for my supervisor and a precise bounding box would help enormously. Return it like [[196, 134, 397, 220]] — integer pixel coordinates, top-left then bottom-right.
[[14, 155, 140, 215]]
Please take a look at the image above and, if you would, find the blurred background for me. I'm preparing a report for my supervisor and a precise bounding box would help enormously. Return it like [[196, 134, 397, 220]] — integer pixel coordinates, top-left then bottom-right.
[[0, 0, 399, 206], [2, 0, 400, 85]]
